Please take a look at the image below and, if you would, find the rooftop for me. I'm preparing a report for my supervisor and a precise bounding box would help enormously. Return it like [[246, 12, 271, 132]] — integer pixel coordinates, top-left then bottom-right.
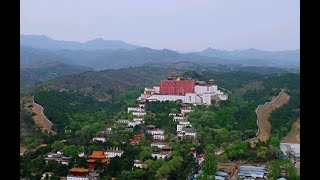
[[151, 141, 168, 145], [152, 151, 170, 155], [183, 128, 196, 133], [88, 151, 106, 159], [69, 167, 88, 173], [105, 149, 124, 153], [146, 125, 156, 128], [148, 128, 164, 131]]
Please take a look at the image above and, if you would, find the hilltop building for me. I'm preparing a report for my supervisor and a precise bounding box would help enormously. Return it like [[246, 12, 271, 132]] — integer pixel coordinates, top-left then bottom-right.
[[137, 72, 228, 105]]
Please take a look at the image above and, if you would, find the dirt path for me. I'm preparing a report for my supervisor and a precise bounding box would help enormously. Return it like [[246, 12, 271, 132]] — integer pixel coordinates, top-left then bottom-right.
[[281, 118, 300, 143], [20, 144, 27, 155], [256, 89, 291, 141], [31, 101, 57, 135]]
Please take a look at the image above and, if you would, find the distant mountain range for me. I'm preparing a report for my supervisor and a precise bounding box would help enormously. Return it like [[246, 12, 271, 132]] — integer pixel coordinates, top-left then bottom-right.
[[20, 45, 228, 70], [21, 34, 140, 50], [194, 47, 300, 68], [20, 34, 300, 70]]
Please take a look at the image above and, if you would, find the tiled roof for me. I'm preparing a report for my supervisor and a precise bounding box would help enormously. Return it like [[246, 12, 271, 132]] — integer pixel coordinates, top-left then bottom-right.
[[88, 151, 106, 159], [69, 167, 88, 173]]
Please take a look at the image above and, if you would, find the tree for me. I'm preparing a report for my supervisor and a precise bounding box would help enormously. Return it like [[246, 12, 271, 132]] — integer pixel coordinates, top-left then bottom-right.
[[62, 145, 84, 156], [269, 146, 283, 159], [202, 151, 217, 178], [170, 108, 179, 113], [256, 146, 268, 161], [269, 136, 280, 148], [140, 147, 152, 161], [267, 160, 299, 180], [225, 140, 249, 160], [51, 141, 64, 150]]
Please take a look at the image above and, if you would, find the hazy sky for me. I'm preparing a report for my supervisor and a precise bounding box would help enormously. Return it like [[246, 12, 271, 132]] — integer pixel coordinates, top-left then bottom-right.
[[20, 0, 300, 52]]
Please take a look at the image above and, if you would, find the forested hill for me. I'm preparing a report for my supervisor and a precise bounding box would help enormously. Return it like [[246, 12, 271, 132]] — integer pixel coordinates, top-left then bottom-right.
[[33, 66, 299, 102], [21, 67, 299, 160], [20, 62, 93, 92], [35, 67, 178, 101]]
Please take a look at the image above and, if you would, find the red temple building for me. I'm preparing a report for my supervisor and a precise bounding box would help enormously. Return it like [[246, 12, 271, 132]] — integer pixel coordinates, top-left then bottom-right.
[[129, 133, 145, 145], [66, 167, 89, 180], [87, 151, 110, 170], [159, 73, 195, 95]]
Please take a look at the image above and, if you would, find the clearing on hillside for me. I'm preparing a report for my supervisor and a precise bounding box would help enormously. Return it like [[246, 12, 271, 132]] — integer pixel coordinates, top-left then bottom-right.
[[31, 101, 57, 135], [256, 89, 291, 141], [281, 118, 300, 143]]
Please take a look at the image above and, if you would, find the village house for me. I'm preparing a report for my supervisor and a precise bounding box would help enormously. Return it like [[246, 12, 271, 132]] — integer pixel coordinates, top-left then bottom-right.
[[132, 111, 146, 116], [128, 120, 138, 127], [147, 128, 165, 135], [184, 128, 197, 137], [100, 125, 116, 135], [104, 147, 124, 158], [45, 151, 71, 165], [127, 106, 145, 113], [146, 124, 165, 135], [173, 114, 185, 122], [181, 110, 193, 116], [92, 136, 106, 143], [153, 134, 165, 140], [151, 146, 171, 159], [138, 100, 146, 108], [151, 141, 169, 149], [169, 113, 179, 116], [118, 119, 130, 124], [133, 160, 147, 169], [237, 165, 267, 179], [177, 128, 197, 138], [118, 118, 144, 128], [215, 171, 228, 179], [151, 151, 171, 159], [133, 117, 144, 122], [176, 120, 191, 131]]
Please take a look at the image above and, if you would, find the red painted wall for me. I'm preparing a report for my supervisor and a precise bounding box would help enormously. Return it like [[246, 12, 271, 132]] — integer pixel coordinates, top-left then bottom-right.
[[88, 163, 95, 170], [160, 80, 195, 95]]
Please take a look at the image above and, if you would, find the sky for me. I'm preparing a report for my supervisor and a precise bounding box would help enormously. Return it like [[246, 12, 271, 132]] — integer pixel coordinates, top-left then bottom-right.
[[20, 0, 300, 52]]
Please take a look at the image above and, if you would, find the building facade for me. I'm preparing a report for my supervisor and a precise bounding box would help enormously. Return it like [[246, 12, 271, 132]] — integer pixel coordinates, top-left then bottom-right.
[[160, 79, 195, 95], [66, 168, 89, 180]]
